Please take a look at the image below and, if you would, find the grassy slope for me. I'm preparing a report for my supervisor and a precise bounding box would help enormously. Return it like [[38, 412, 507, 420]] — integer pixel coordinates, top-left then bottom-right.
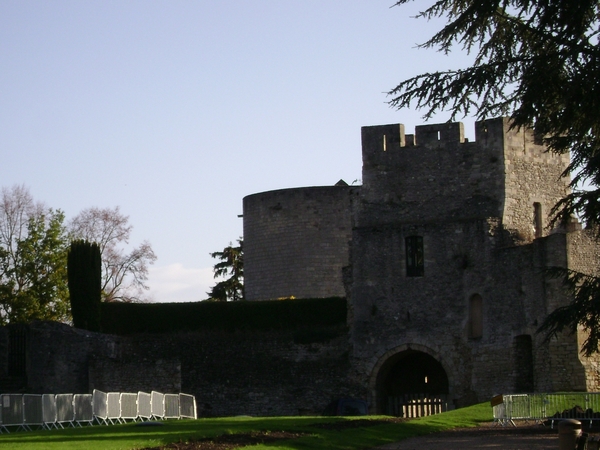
[[0, 403, 492, 450]]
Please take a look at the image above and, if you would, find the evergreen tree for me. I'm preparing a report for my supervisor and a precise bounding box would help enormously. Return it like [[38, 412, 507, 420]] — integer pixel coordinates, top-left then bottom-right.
[[68, 240, 102, 331], [390, 0, 600, 354], [68, 206, 156, 302], [207, 238, 244, 301]]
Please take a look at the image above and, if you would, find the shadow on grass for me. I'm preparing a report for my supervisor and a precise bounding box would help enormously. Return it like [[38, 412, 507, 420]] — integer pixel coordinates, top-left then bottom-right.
[[0, 403, 493, 450]]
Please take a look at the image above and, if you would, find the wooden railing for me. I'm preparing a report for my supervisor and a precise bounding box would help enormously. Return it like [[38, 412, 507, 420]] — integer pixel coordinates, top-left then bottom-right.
[[387, 393, 448, 418]]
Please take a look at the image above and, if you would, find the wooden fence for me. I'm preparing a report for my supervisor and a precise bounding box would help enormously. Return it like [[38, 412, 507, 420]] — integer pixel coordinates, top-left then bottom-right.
[[387, 393, 448, 418]]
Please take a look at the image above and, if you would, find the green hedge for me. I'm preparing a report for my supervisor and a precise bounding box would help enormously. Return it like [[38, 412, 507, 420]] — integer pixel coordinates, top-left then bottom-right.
[[100, 297, 347, 334]]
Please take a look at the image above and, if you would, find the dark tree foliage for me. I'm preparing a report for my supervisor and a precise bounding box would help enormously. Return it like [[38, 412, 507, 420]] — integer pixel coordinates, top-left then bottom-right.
[[390, 0, 600, 353], [207, 238, 244, 301], [390, 0, 600, 224], [537, 267, 600, 356], [68, 240, 102, 331]]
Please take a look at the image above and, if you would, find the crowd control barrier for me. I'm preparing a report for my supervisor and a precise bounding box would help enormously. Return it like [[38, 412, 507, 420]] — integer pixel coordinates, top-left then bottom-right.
[[151, 391, 165, 420], [137, 392, 152, 420], [0, 390, 196, 433], [493, 393, 600, 427]]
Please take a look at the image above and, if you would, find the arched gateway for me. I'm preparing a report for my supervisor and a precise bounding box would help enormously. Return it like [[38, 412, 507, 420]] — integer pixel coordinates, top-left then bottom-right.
[[370, 346, 449, 416]]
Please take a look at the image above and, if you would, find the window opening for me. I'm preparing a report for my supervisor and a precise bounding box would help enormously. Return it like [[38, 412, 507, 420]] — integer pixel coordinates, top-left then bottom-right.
[[514, 335, 534, 392], [533, 202, 543, 238], [468, 294, 483, 339], [405, 236, 424, 277]]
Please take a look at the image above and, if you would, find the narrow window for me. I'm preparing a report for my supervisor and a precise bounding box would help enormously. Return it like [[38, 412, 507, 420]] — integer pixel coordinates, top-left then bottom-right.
[[468, 294, 483, 339], [533, 203, 543, 238], [514, 335, 534, 392], [405, 236, 424, 277]]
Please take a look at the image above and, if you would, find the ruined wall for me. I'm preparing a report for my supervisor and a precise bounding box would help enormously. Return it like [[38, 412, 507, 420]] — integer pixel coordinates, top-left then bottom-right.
[[179, 329, 362, 416], [243, 185, 358, 301]]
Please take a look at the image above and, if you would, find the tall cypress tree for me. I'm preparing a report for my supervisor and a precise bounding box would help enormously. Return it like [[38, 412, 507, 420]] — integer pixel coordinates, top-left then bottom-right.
[[68, 240, 101, 331]]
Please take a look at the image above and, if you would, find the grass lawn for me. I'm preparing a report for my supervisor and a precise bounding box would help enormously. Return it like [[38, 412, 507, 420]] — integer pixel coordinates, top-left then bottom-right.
[[0, 402, 492, 450]]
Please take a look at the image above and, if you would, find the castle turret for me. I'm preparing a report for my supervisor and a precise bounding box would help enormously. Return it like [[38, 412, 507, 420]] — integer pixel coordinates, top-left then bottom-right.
[[359, 117, 570, 242]]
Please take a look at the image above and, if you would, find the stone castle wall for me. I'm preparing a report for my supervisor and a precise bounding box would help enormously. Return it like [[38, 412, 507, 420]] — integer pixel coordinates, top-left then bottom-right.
[[499, 118, 571, 240], [2, 321, 361, 417], [243, 185, 358, 300], [358, 118, 570, 241], [347, 118, 595, 412], [567, 230, 600, 391], [1, 118, 597, 417], [359, 121, 504, 227], [347, 220, 578, 407]]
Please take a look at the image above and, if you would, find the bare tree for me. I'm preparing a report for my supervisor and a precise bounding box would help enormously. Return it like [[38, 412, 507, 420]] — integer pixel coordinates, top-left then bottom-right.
[[68, 206, 156, 302], [0, 185, 44, 271]]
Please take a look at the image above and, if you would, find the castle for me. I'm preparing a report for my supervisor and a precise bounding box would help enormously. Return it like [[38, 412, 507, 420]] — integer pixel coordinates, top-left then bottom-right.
[[244, 117, 600, 411], [0, 117, 598, 416]]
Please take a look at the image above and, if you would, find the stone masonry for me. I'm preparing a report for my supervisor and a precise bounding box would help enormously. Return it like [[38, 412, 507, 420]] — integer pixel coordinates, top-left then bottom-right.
[[0, 117, 598, 417], [244, 117, 600, 413], [348, 117, 600, 412], [243, 185, 358, 300]]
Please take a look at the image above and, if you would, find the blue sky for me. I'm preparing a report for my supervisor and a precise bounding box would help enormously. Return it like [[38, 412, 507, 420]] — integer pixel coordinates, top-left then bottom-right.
[[0, 1, 475, 302]]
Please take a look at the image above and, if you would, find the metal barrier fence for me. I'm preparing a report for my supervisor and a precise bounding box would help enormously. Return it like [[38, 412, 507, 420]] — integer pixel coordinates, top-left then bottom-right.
[[0, 391, 196, 433], [180, 393, 196, 419], [493, 393, 600, 427], [151, 391, 165, 420], [74, 394, 93, 426], [138, 392, 152, 420]]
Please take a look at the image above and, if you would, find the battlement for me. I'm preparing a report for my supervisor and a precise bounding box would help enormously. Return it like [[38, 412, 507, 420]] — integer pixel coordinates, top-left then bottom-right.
[[361, 117, 521, 154], [359, 117, 570, 238]]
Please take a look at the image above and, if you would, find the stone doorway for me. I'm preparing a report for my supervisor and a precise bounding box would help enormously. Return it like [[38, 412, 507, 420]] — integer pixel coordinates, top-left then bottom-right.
[[375, 349, 449, 416]]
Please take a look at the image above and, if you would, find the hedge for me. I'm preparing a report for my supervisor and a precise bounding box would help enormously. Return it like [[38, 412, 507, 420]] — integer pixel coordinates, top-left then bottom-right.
[[100, 297, 347, 334]]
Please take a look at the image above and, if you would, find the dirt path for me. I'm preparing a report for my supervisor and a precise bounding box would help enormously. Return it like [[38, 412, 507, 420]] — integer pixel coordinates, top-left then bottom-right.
[[373, 423, 558, 450]]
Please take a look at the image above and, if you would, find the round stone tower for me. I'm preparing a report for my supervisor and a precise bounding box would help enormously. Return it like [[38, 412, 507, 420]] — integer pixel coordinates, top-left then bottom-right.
[[243, 182, 358, 301]]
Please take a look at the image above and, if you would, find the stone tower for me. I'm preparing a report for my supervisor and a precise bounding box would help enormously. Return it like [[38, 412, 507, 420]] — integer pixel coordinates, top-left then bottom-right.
[[243, 184, 358, 301], [348, 117, 600, 412]]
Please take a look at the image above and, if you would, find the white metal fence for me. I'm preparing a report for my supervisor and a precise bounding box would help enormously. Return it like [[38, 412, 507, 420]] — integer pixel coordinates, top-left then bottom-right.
[[0, 390, 196, 433], [493, 393, 600, 427]]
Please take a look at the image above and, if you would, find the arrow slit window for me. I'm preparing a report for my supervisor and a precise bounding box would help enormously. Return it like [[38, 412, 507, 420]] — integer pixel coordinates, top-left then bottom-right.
[[405, 236, 424, 277]]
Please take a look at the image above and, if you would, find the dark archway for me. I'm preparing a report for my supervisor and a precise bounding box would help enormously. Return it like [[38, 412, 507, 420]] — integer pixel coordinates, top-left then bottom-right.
[[376, 349, 449, 415]]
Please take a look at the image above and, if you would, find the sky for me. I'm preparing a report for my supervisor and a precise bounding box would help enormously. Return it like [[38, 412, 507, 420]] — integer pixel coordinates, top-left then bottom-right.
[[0, 1, 476, 303]]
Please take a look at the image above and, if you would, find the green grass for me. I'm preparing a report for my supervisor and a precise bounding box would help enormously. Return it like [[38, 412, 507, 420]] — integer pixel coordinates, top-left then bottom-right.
[[0, 403, 492, 450]]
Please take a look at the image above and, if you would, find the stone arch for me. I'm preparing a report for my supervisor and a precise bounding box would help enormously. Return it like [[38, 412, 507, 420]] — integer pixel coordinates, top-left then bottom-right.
[[368, 344, 450, 414]]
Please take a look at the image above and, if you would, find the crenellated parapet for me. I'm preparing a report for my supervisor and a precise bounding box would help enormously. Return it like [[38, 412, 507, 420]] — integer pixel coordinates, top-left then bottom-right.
[[359, 117, 570, 242]]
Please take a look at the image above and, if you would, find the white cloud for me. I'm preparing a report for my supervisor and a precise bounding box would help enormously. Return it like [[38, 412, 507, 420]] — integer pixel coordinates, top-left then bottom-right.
[[146, 264, 214, 303]]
